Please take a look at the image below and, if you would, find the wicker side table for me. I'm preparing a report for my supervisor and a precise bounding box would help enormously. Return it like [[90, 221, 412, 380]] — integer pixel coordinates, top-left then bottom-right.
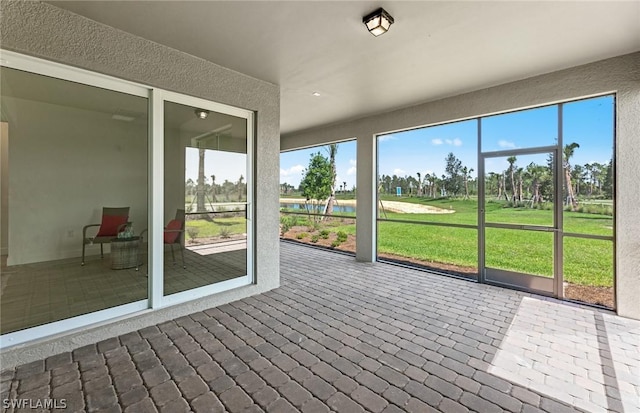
[[110, 236, 141, 270]]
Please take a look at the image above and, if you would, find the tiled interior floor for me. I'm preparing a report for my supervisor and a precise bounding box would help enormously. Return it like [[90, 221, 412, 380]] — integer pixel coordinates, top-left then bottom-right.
[[1, 242, 638, 413], [0, 244, 246, 335]]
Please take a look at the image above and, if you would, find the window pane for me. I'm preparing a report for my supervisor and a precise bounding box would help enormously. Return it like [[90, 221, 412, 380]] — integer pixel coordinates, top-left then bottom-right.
[[163, 101, 248, 296], [280, 141, 357, 254], [481, 105, 558, 152], [563, 237, 614, 308], [484, 153, 555, 227], [377, 221, 478, 279], [1, 67, 148, 334], [485, 228, 554, 278], [378, 120, 478, 225], [562, 96, 614, 237]]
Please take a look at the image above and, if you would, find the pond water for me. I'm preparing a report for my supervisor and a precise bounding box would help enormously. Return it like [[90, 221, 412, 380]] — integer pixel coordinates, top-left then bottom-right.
[[280, 203, 356, 214]]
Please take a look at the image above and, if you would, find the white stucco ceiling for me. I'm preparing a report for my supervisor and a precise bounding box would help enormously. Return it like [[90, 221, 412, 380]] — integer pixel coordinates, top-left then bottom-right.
[[49, 1, 640, 135]]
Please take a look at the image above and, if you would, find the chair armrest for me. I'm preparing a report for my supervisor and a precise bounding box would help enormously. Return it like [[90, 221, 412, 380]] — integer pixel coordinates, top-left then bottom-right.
[[117, 221, 132, 232], [139, 228, 148, 242], [82, 223, 101, 239]]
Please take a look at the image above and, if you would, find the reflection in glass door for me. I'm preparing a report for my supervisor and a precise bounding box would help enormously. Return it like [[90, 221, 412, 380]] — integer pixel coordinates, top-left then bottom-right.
[[164, 100, 251, 296], [481, 150, 560, 295]]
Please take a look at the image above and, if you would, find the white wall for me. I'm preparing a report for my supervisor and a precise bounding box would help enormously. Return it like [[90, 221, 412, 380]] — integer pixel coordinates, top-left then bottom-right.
[[282, 52, 640, 320], [4, 97, 148, 265]]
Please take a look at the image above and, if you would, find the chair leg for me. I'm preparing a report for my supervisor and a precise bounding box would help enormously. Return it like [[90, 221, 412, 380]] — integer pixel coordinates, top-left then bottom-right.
[[81, 242, 86, 266], [179, 242, 185, 269], [170, 243, 175, 263], [100, 243, 104, 259]]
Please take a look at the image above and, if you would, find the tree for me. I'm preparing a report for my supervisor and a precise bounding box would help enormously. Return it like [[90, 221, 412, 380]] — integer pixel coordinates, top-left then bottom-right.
[[196, 149, 206, 212], [572, 164, 586, 197], [602, 159, 613, 198], [444, 153, 463, 197], [416, 172, 422, 196], [324, 144, 338, 215], [300, 152, 333, 216], [210, 175, 217, 202], [516, 167, 524, 202], [237, 174, 245, 201], [525, 163, 548, 205], [506, 156, 517, 203], [461, 166, 474, 200], [563, 142, 580, 208], [185, 178, 195, 199]]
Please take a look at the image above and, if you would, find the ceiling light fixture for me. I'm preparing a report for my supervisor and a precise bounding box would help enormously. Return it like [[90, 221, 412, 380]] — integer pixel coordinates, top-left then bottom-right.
[[312, 92, 321, 97], [194, 108, 209, 119], [363, 8, 394, 37]]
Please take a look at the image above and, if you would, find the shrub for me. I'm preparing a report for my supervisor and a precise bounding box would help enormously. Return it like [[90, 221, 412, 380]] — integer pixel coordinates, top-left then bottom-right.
[[296, 232, 308, 240], [186, 227, 199, 241], [280, 216, 292, 235], [320, 230, 330, 239], [336, 231, 348, 242], [311, 235, 319, 243], [219, 228, 231, 239], [331, 240, 341, 248]]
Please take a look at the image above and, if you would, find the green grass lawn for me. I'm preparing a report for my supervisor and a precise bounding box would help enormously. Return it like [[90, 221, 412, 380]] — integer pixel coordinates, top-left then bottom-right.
[[319, 196, 613, 287], [375, 197, 614, 287], [185, 216, 247, 239]]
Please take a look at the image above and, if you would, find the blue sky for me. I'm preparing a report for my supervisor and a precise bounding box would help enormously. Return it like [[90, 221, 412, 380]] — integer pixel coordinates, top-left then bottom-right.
[[280, 95, 614, 187]]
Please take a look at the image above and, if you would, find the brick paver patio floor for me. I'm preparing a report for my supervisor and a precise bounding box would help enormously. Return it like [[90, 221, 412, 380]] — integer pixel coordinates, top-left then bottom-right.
[[2, 242, 639, 412]]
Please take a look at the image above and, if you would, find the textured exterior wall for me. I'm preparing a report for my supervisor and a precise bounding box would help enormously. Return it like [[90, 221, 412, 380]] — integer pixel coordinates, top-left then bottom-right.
[[1, 0, 280, 366], [282, 53, 640, 320]]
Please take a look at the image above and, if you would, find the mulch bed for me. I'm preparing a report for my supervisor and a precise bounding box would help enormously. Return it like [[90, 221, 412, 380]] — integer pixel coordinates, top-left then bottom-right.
[[282, 226, 613, 309]]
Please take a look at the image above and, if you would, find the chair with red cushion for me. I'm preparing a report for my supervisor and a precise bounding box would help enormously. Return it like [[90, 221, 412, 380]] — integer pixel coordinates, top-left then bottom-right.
[[165, 209, 186, 268], [139, 209, 186, 268], [82, 206, 130, 265]]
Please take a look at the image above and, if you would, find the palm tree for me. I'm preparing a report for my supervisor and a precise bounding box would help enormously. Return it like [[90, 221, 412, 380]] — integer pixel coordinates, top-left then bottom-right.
[[237, 174, 244, 201], [462, 166, 474, 200], [507, 156, 517, 203], [525, 163, 547, 205], [324, 144, 338, 215], [196, 149, 206, 212], [563, 142, 580, 209], [517, 167, 524, 203], [416, 172, 422, 196]]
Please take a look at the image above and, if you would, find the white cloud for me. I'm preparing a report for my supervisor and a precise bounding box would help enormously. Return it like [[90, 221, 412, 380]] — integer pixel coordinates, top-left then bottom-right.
[[345, 159, 357, 175], [393, 168, 406, 176], [280, 164, 304, 177], [498, 140, 516, 149], [434, 138, 462, 146], [378, 135, 397, 142]]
